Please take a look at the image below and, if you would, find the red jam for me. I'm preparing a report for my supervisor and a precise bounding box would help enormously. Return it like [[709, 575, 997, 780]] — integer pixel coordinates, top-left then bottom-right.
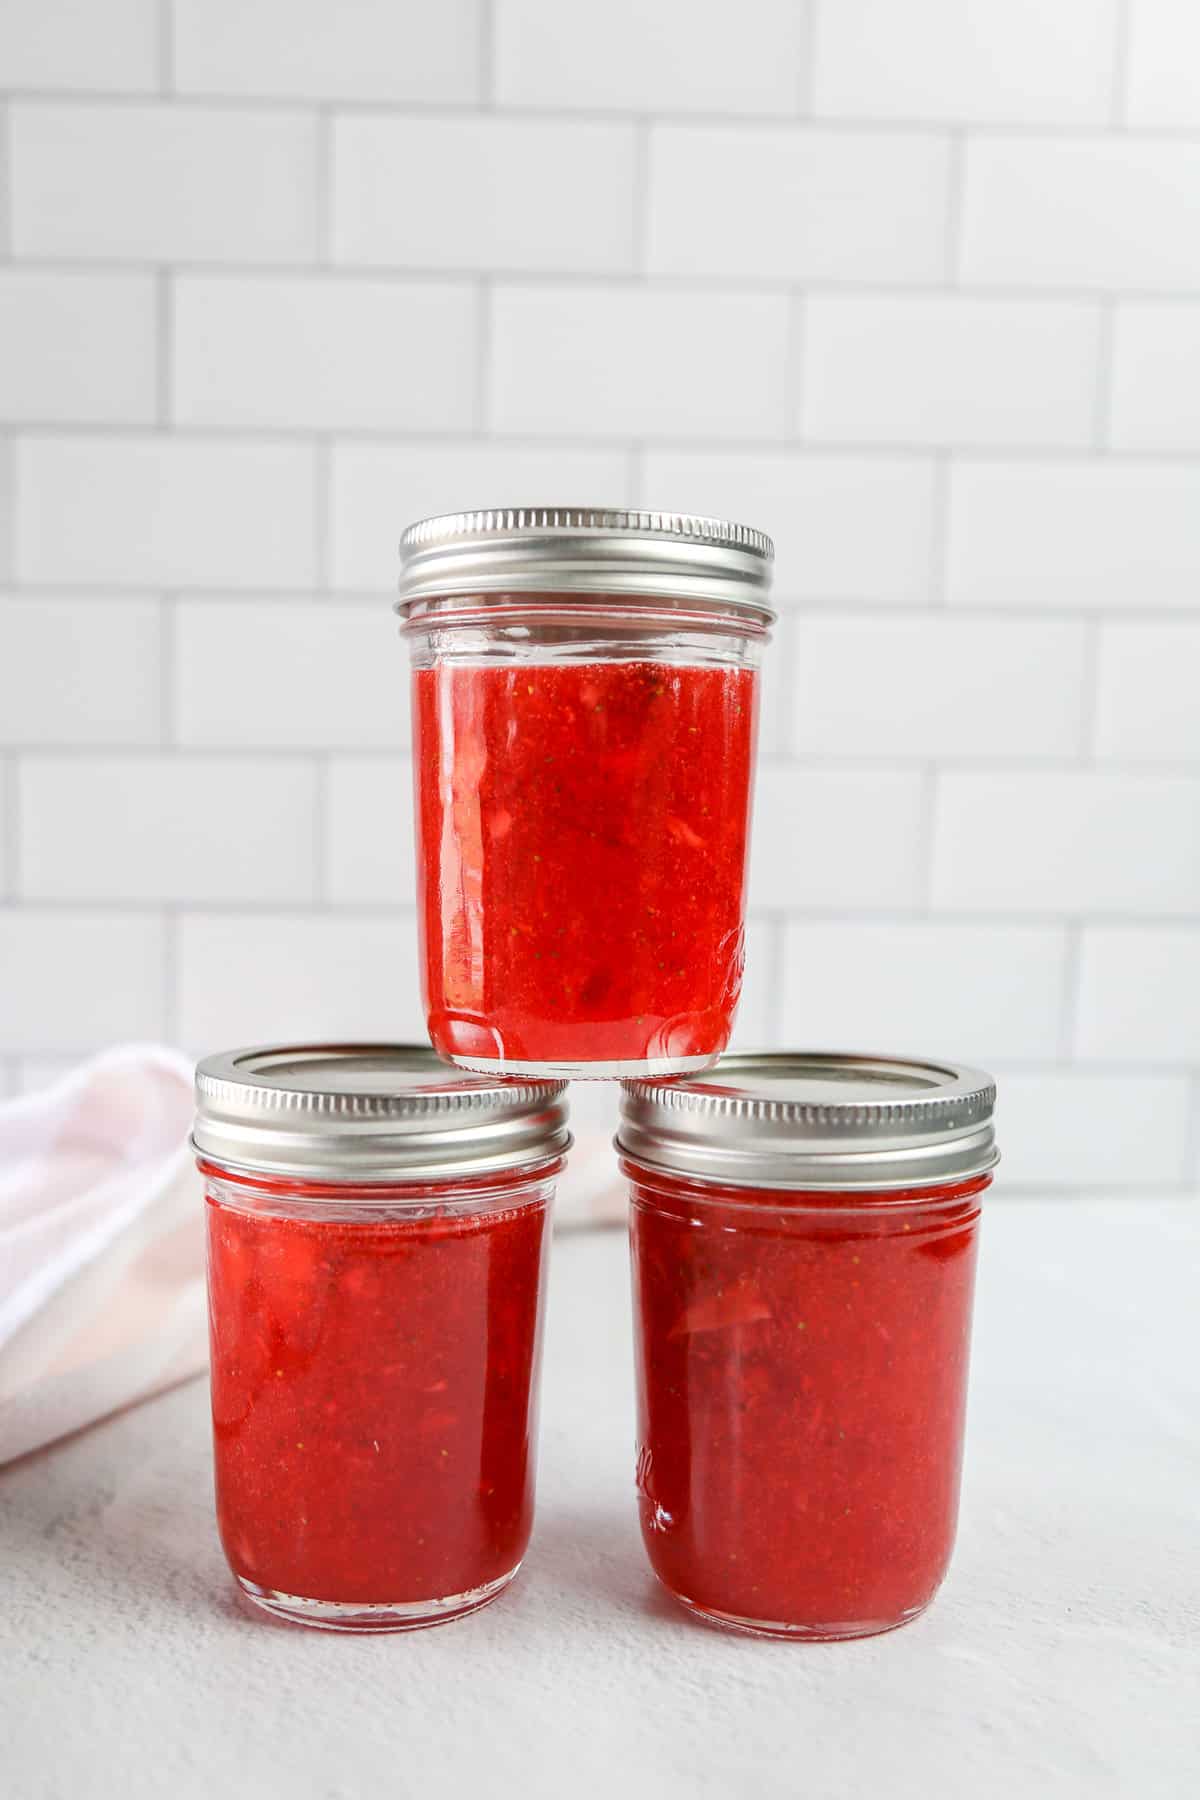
[[203, 1163, 552, 1615], [628, 1165, 988, 1638], [413, 659, 758, 1071]]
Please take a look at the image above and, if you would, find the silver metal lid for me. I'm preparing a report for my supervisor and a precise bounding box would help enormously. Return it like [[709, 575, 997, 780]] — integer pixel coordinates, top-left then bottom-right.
[[194, 1043, 570, 1184], [397, 507, 775, 627], [618, 1052, 998, 1192]]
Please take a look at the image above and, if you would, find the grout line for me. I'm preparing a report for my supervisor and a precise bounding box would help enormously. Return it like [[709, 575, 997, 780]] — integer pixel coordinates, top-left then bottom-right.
[[0, 756, 9, 902], [0, 894, 1197, 934], [632, 118, 652, 276], [312, 437, 331, 589], [312, 755, 330, 904], [6, 741, 1200, 777], [26, 418, 1200, 461], [0, 1019, 1188, 1085], [917, 764, 938, 912], [929, 452, 951, 605], [1092, 299, 1116, 450], [5, 752, 19, 900], [479, 0, 495, 109], [786, 293, 805, 437], [315, 108, 334, 266], [1058, 921, 1084, 1062], [940, 1058, 1200, 1078], [0, 436, 14, 582], [764, 915, 789, 1046], [159, 595, 176, 745], [770, 612, 798, 752], [14, 251, 1200, 309], [797, 0, 819, 117], [475, 278, 493, 433], [1, 743, 405, 761], [1183, 1073, 1200, 1188], [3, 587, 407, 605], [1110, 0, 1133, 127], [0, 102, 10, 259], [983, 1181, 1200, 1199], [0, 1024, 1189, 1091], [1078, 615, 1102, 761], [943, 129, 966, 285], [12, 89, 1200, 137], [766, 609, 794, 755], [12, 581, 1198, 620], [155, 269, 173, 427], [158, 0, 174, 95], [0, 898, 419, 920], [161, 906, 179, 1044]]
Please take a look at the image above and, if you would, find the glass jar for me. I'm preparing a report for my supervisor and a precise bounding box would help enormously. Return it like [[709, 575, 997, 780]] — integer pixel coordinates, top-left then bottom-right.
[[397, 508, 774, 1080], [618, 1053, 999, 1641], [193, 1043, 570, 1633]]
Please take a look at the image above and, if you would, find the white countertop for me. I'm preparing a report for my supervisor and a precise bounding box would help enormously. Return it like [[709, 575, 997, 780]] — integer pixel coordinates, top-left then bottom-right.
[[3, 1199, 1198, 1800]]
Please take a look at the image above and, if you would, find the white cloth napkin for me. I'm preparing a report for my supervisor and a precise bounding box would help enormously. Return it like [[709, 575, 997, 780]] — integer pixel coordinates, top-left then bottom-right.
[[0, 1045, 205, 1465], [0, 1046, 626, 1465]]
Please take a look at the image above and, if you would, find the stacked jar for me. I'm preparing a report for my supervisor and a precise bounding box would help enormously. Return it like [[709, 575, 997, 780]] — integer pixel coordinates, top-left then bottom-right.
[[399, 507, 772, 1077], [196, 509, 998, 1638], [195, 1044, 569, 1632]]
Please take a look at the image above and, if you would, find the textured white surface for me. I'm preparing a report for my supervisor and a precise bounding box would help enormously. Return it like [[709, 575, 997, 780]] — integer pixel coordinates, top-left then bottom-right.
[[2, 1201, 1196, 1799]]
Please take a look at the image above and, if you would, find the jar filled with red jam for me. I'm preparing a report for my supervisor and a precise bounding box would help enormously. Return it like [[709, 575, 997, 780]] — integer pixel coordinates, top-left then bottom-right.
[[397, 508, 774, 1080], [618, 1053, 999, 1641], [193, 1043, 570, 1633]]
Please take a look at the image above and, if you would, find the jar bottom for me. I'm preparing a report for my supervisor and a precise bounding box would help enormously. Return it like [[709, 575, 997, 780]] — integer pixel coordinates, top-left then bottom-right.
[[670, 1592, 932, 1643], [445, 1050, 720, 1081], [234, 1565, 520, 1634]]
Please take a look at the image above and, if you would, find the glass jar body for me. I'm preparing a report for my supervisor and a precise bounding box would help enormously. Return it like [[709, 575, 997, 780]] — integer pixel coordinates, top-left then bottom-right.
[[203, 1158, 556, 1632], [407, 602, 763, 1079], [627, 1161, 988, 1640]]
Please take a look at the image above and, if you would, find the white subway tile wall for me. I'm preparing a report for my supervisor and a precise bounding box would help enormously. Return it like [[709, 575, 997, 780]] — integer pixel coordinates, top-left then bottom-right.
[[493, 0, 811, 114], [171, 0, 484, 105], [172, 276, 480, 431], [173, 600, 407, 749], [326, 758, 417, 906], [647, 128, 952, 285], [19, 756, 319, 902], [10, 104, 319, 263], [1109, 305, 1200, 450], [0, 0, 159, 94], [1, 1, 1196, 1193], [799, 297, 1102, 448], [489, 286, 793, 438], [812, 0, 1120, 125], [332, 117, 638, 274], [1125, 0, 1200, 127], [0, 271, 157, 424]]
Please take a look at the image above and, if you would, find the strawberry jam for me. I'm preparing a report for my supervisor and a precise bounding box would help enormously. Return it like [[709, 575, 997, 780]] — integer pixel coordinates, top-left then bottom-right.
[[413, 658, 758, 1076], [618, 1053, 999, 1639], [205, 1169, 552, 1625]]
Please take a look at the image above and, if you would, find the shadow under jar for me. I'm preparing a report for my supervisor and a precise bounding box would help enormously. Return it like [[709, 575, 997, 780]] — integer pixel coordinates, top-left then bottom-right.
[[397, 508, 775, 1080], [193, 1044, 570, 1633], [618, 1053, 999, 1641]]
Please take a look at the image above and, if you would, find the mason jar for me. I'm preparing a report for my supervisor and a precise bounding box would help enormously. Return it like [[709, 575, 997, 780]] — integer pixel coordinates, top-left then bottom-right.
[[618, 1053, 998, 1641], [194, 1044, 570, 1633], [397, 508, 774, 1080]]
